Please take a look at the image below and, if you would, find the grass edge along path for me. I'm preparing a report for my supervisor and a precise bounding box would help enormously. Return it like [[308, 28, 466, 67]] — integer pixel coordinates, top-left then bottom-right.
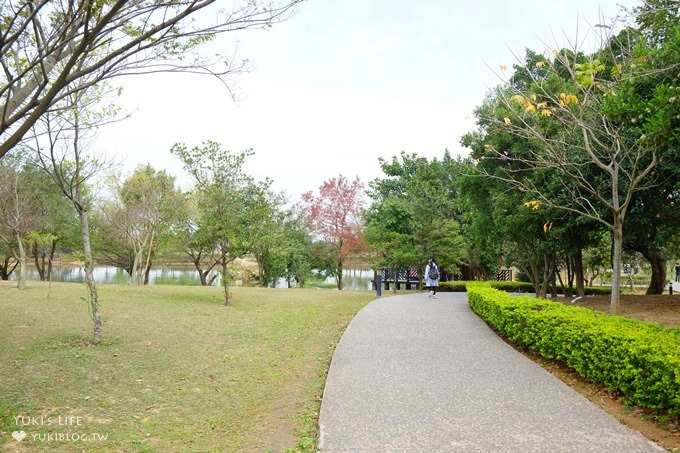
[[0, 282, 374, 452]]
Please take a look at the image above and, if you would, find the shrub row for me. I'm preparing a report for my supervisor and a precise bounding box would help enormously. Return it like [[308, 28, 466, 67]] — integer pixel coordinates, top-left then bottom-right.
[[466, 283, 680, 419], [438, 280, 611, 295]]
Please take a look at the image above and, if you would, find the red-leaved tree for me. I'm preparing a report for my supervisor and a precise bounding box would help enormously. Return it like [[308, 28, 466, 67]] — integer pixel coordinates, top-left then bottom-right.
[[298, 175, 365, 290]]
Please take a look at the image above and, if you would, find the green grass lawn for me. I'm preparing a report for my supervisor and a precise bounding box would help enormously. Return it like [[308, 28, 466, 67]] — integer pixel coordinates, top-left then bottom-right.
[[0, 281, 375, 452]]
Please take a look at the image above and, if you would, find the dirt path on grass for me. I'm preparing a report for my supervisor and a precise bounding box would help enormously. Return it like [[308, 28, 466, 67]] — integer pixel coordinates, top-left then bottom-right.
[[563, 294, 680, 328]]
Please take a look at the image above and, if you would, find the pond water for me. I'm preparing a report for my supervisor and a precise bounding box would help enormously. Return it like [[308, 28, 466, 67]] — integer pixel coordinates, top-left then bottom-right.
[[9, 265, 375, 291]]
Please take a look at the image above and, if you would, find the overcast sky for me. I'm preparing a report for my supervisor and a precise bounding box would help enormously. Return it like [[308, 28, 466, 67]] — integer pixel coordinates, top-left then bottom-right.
[[94, 0, 641, 201]]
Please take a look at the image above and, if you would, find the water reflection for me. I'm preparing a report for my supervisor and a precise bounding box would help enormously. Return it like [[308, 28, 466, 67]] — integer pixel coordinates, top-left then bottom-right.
[[10, 265, 207, 285], [10, 265, 374, 290], [322, 268, 374, 291]]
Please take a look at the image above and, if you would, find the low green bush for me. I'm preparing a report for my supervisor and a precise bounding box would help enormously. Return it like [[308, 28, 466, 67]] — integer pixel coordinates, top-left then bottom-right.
[[438, 281, 468, 292], [488, 281, 535, 292], [467, 283, 680, 419], [438, 280, 611, 295], [439, 281, 533, 292], [584, 286, 613, 295]]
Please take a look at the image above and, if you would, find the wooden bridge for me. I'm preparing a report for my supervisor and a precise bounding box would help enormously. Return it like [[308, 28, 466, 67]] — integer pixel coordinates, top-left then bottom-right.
[[372, 267, 513, 291], [372, 267, 420, 290]]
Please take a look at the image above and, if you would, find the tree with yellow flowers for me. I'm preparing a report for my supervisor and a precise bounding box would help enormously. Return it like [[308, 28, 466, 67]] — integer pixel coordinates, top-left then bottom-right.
[[462, 18, 670, 314]]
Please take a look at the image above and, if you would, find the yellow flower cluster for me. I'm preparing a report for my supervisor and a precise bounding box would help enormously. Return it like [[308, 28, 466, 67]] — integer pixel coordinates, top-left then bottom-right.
[[510, 94, 558, 117], [559, 93, 579, 106], [543, 221, 553, 233], [523, 200, 540, 211]]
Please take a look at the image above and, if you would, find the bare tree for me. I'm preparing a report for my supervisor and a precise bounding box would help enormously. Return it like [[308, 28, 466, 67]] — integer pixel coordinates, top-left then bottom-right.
[[33, 90, 112, 344], [0, 0, 302, 159], [471, 27, 658, 313]]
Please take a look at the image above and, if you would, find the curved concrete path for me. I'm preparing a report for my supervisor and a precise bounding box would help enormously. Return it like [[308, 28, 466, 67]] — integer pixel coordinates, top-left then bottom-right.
[[318, 292, 663, 452]]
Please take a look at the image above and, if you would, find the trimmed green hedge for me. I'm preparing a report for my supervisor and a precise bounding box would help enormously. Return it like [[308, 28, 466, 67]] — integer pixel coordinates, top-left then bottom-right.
[[437, 280, 611, 295], [467, 283, 680, 419], [438, 281, 469, 292], [438, 281, 534, 292]]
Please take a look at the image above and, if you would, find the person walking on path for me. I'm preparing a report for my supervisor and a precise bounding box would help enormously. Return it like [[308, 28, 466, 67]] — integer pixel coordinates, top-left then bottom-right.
[[675, 263, 680, 282], [424, 257, 440, 298]]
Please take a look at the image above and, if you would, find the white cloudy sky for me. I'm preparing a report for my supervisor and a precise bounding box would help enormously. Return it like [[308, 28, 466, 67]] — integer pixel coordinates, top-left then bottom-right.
[[94, 0, 640, 201]]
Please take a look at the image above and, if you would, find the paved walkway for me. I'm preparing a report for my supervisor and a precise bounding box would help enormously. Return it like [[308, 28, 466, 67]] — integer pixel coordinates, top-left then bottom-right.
[[318, 292, 664, 452]]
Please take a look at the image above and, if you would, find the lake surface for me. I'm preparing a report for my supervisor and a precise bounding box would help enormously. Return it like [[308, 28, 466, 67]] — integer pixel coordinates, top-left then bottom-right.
[[9, 265, 375, 291]]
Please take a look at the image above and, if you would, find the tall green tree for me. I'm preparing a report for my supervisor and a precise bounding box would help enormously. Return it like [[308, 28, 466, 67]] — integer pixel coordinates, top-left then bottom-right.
[[463, 23, 661, 313], [175, 192, 219, 287], [99, 164, 186, 284], [0, 150, 77, 285], [610, 2, 680, 294], [367, 151, 468, 286], [24, 160, 79, 284], [240, 178, 287, 287], [254, 209, 312, 288], [461, 84, 604, 298], [171, 140, 254, 305], [0, 157, 42, 288], [278, 214, 313, 288], [364, 198, 419, 288]]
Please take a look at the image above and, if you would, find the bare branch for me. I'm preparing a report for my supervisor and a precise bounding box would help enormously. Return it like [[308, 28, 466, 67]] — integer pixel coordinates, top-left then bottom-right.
[[0, 0, 303, 158]]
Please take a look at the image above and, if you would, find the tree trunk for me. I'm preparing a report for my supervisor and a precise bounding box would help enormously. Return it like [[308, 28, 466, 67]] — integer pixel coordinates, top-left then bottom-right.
[[78, 205, 103, 344], [189, 250, 218, 286], [47, 239, 57, 281], [555, 263, 570, 297], [222, 260, 231, 306], [0, 256, 18, 280], [610, 220, 623, 315], [538, 255, 553, 299], [256, 253, 265, 287], [144, 259, 152, 285], [142, 231, 155, 285], [549, 257, 558, 299], [33, 241, 46, 281], [337, 258, 344, 290], [641, 249, 666, 295], [132, 248, 143, 285], [15, 232, 26, 289], [566, 256, 574, 293], [47, 239, 56, 298], [190, 253, 209, 286], [527, 256, 540, 296], [221, 245, 232, 306], [574, 248, 585, 297]]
